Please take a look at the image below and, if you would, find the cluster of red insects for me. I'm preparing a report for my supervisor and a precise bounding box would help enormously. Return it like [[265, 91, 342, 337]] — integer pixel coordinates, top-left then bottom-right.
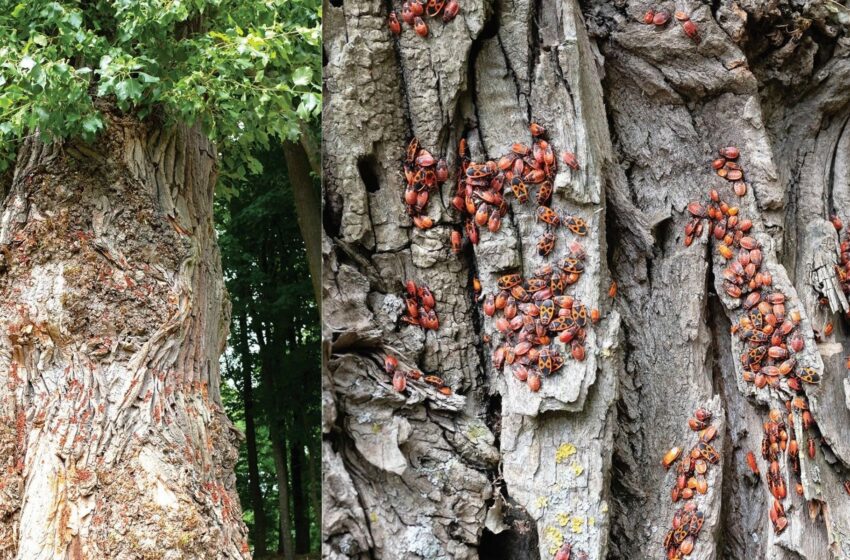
[[660, 408, 716, 558], [400, 279, 439, 330], [641, 9, 700, 43], [450, 124, 585, 255], [486, 261, 595, 392], [383, 353, 452, 395], [387, 0, 460, 37], [443, 124, 593, 393], [402, 138, 448, 229], [683, 148, 822, 535], [554, 542, 588, 560]]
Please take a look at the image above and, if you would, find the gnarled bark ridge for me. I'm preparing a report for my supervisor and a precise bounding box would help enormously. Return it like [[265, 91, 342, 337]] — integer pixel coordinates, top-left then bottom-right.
[[0, 118, 248, 559], [323, 0, 850, 557]]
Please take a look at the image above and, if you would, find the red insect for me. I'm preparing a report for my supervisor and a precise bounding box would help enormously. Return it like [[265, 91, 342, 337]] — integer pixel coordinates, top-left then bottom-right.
[[537, 205, 560, 226], [537, 231, 555, 256], [384, 355, 398, 373], [561, 151, 580, 170], [388, 12, 402, 35], [681, 19, 700, 43], [393, 370, 407, 392], [442, 0, 459, 22], [414, 16, 428, 36], [451, 230, 462, 254], [745, 451, 760, 477], [653, 9, 670, 25], [529, 122, 546, 137]]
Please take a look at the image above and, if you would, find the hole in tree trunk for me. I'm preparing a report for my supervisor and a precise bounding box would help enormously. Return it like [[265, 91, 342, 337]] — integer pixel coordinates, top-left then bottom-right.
[[358, 155, 382, 193], [329, 0, 343, 7], [478, 500, 540, 560]]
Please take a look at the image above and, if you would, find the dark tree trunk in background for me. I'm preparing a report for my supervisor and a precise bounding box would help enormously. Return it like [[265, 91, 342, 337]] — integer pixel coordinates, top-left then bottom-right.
[[272, 433, 295, 560], [292, 436, 310, 554], [254, 322, 296, 560], [239, 314, 268, 557], [0, 118, 249, 558], [323, 0, 850, 558]]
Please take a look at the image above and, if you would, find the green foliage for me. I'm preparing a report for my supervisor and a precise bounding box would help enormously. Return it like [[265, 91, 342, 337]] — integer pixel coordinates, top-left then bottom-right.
[[0, 0, 320, 185]]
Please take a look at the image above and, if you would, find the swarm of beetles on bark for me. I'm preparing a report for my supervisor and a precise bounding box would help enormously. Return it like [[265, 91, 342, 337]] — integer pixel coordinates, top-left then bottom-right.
[[451, 124, 586, 256], [682, 149, 824, 535], [402, 137, 447, 230], [388, 0, 460, 38], [663, 502, 704, 559], [383, 352, 452, 395], [642, 8, 700, 43], [665, 409, 718, 500], [400, 279, 439, 330], [485, 252, 594, 392], [660, 409, 716, 558]]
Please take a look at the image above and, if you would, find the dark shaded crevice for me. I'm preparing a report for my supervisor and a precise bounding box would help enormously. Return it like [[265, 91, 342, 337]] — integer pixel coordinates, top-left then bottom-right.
[[358, 155, 382, 193], [478, 494, 540, 560], [323, 184, 344, 239]]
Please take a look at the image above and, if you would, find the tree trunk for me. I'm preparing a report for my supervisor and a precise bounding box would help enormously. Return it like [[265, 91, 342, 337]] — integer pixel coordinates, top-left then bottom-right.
[[283, 141, 322, 307], [0, 118, 249, 558], [272, 432, 295, 560], [323, 0, 850, 558], [292, 434, 310, 554], [239, 314, 268, 557], [253, 322, 296, 560]]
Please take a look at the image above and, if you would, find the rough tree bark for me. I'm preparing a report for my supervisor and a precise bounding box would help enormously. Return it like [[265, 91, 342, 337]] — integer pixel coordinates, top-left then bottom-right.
[[0, 116, 249, 558], [323, 0, 850, 558]]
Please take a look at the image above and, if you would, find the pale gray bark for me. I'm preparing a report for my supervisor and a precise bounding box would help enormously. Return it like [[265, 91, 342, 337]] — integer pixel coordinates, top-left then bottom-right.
[[323, 0, 850, 558], [0, 117, 248, 559]]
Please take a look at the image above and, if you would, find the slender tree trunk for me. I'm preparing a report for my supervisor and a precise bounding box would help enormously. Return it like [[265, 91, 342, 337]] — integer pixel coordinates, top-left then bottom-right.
[[283, 141, 321, 307], [253, 323, 295, 560], [323, 0, 850, 558], [239, 314, 268, 557], [0, 117, 249, 558], [272, 431, 295, 560], [304, 409, 321, 553], [291, 436, 310, 554]]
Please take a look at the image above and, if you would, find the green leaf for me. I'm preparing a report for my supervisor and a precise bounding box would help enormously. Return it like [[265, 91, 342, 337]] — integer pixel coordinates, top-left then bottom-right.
[[81, 114, 103, 134], [114, 79, 143, 102], [292, 66, 312, 86]]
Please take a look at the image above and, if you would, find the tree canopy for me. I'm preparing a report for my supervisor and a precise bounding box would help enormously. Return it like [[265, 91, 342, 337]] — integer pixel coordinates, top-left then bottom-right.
[[0, 0, 321, 182]]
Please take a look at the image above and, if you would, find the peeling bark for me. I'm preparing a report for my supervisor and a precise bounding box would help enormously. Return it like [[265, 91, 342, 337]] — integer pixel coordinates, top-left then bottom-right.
[[323, 0, 850, 557], [0, 117, 248, 558]]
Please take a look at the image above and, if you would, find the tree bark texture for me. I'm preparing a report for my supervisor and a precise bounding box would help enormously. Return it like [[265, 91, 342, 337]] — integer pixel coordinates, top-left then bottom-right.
[[0, 118, 249, 559], [323, 0, 850, 558]]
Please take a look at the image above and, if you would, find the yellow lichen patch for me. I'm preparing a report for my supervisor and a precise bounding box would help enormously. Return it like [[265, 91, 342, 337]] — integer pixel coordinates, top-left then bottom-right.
[[601, 502, 609, 513], [371, 423, 382, 434], [589, 517, 596, 527], [571, 462, 584, 476], [571, 516, 584, 534], [370, 511, 378, 523], [556, 512, 570, 527], [535, 496, 548, 510], [555, 443, 577, 464], [466, 425, 488, 440], [544, 526, 564, 556]]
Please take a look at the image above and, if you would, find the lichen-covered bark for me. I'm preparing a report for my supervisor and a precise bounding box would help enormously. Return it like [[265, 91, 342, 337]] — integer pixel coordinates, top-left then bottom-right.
[[0, 117, 248, 559], [323, 0, 850, 557]]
